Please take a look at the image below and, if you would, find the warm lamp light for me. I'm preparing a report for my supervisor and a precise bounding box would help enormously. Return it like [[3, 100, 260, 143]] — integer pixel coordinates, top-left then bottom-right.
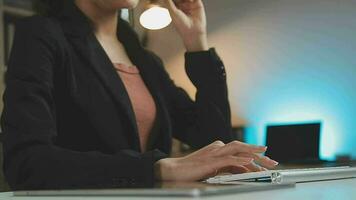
[[139, 4, 172, 30]]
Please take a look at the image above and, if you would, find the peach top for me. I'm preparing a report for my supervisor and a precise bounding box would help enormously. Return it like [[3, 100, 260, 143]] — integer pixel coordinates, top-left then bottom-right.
[[113, 63, 157, 152]]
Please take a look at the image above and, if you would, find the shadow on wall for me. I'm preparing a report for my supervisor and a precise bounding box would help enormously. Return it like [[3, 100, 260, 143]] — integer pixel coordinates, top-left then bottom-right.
[[147, 0, 356, 161]]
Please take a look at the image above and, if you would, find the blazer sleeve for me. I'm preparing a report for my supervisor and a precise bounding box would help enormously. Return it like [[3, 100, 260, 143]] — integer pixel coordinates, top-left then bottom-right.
[[1, 17, 166, 190], [151, 48, 235, 149]]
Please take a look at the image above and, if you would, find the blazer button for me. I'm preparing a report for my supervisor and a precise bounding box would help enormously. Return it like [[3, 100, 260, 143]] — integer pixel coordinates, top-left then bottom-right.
[[112, 178, 126, 187], [129, 178, 136, 186], [112, 178, 118, 185], [220, 66, 226, 75]]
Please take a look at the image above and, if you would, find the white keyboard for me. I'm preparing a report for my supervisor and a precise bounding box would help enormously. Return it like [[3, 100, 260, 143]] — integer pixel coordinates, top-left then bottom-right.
[[206, 166, 356, 184]]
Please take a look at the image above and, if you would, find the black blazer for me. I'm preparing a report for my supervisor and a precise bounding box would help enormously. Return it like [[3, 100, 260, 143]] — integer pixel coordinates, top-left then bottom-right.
[[1, 3, 233, 190]]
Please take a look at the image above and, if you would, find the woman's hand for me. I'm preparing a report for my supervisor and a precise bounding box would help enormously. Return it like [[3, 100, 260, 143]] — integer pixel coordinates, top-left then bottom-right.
[[155, 140, 279, 182], [165, 0, 209, 52]]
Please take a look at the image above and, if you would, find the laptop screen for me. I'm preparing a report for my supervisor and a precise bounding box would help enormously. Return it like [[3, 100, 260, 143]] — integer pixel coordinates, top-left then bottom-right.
[[265, 123, 321, 163]]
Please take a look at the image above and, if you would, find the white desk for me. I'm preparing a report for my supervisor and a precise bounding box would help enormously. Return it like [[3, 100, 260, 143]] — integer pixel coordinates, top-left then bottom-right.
[[1, 178, 355, 200]]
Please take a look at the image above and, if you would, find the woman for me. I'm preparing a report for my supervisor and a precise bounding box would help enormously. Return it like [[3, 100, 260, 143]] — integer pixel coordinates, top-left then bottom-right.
[[1, 0, 278, 190]]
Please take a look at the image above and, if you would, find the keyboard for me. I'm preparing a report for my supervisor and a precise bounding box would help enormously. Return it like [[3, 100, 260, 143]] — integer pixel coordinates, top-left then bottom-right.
[[206, 166, 356, 184]]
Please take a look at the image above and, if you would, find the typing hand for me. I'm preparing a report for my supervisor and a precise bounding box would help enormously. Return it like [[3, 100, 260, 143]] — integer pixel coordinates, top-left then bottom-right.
[[155, 140, 279, 181]]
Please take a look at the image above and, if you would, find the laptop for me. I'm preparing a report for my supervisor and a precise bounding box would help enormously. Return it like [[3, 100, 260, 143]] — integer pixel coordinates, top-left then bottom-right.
[[265, 122, 325, 164]]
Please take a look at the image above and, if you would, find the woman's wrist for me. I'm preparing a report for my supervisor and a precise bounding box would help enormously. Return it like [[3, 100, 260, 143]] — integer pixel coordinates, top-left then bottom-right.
[[154, 158, 177, 181], [183, 33, 209, 52]]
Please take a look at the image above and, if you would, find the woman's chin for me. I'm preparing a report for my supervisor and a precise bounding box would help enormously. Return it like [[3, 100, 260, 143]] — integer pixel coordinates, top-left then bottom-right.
[[91, 0, 139, 10], [109, 0, 139, 9], [126, 0, 140, 8]]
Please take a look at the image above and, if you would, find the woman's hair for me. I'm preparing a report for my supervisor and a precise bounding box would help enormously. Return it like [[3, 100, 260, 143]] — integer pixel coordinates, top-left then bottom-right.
[[33, 0, 72, 16]]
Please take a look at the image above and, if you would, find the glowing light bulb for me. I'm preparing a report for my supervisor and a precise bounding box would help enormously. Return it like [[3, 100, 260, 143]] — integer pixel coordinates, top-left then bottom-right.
[[139, 6, 172, 30]]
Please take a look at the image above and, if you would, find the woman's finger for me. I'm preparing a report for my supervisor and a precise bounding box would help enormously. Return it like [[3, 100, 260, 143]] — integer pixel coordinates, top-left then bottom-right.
[[197, 140, 225, 155], [244, 162, 265, 172], [236, 152, 279, 169], [213, 141, 267, 157], [255, 156, 278, 169], [168, 0, 203, 15], [218, 165, 250, 174], [210, 156, 254, 173], [166, 0, 178, 10], [165, 0, 180, 17], [177, 1, 201, 9], [198, 156, 253, 180]]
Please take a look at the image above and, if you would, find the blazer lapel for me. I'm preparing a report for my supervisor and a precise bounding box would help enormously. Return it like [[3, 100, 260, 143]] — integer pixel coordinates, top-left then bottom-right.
[[57, 2, 141, 150], [72, 35, 141, 150], [117, 21, 173, 151], [134, 53, 173, 152], [57, 2, 144, 150], [57, 2, 172, 152]]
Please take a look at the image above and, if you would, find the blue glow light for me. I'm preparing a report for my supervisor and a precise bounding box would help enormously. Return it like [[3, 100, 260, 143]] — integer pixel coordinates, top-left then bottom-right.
[[205, 0, 356, 161], [243, 87, 351, 161], [226, 0, 356, 161]]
